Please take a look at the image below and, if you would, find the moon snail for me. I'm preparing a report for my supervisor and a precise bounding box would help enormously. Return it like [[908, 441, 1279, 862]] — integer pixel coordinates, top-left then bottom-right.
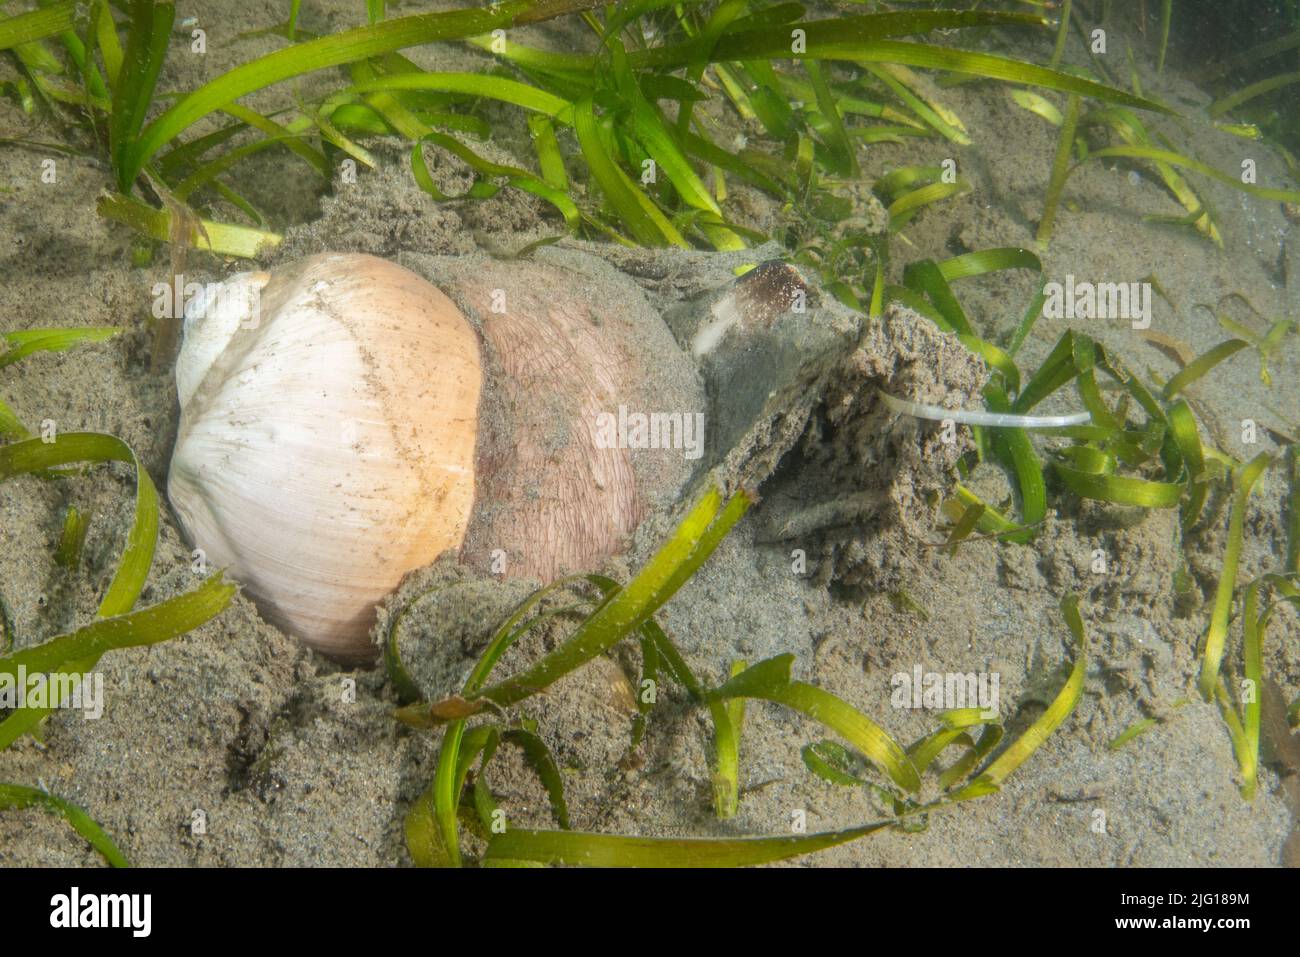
[[168, 252, 673, 663]]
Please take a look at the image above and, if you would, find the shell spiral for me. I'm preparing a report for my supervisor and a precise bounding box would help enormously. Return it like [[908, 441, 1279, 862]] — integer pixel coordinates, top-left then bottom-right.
[[167, 253, 482, 662]]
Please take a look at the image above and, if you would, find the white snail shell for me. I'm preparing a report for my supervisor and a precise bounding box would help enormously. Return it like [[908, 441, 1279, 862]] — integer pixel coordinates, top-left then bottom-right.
[[168, 253, 482, 663]]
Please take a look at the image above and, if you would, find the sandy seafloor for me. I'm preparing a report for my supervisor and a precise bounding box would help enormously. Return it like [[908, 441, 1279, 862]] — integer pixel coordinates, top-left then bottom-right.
[[1, 1, 1298, 866]]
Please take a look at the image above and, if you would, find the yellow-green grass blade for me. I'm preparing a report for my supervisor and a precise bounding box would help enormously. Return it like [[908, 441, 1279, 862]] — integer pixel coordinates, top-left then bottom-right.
[[849, 41, 1170, 115], [887, 179, 969, 231], [482, 820, 893, 867], [1, 326, 121, 369], [1082, 146, 1300, 204], [709, 654, 921, 793], [0, 0, 75, 52], [713, 659, 746, 818], [0, 429, 166, 745], [1083, 107, 1221, 244], [574, 98, 687, 247], [0, 397, 29, 440], [951, 595, 1088, 799], [471, 489, 747, 710], [55, 505, 91, 570], [97, 193, 281, 259], [349, 71, 571, 119], [985, 382, 1045, 533], [864, 62, 969, 145], [1036, 93, 1080, 247], [0, 783, 128, 867], [123, 0, 605, 184], [1011, 88, 1063, 125], [1156, 0, 1172, 74], [1209, 70, 1300, 118], [1161, 339, 1250, 400], [1053, 464, 1184, 508], [1198, 453, 1273, 699], [0, 573, 235, 682], [631, 10, 1050, 69], [0, 432, 157, 617], [93, 0, 123, 90], [109, 0, 174, 190], [221, 104, 329, 177], [173, 116, 322, 201], [409, 131, 579, 233]]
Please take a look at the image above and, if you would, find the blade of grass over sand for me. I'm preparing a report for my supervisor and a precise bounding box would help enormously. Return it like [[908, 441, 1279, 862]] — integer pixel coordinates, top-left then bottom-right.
[[0, 327, 121, 369], [1081, 146, 1300, 204], [406, 575, 600, 865], [1161, 339, 1250, 399], [1036, 94, 1080, 247], [120, 0, 611, 184], [482, 821, 893, 867], [0, 573, 235, 681], [626, 10, 1050, 69], [406, 489, 747, 864], [574, 98, 687, 247], [1083, 108, 1222, 244], [1049, 0, 1071, 68], [0, 0, 76, 52], [951, 595, 1088, 799], [1156, 0, 1172, 74], [0, 431, 172, 749], [109, 0, 174, 190], [1228, 578, 1288, 800], [1198, 453, 1273, 700], [97, 193, 281, 258], [713, 659, 746, 818], [1209, 70, 1300, 118], [0, 433, 158, 616], [465, 489, 749, 712], [56, 505, 91, 570], [0, 783, 128, 867], [708, 654, 921, 792]]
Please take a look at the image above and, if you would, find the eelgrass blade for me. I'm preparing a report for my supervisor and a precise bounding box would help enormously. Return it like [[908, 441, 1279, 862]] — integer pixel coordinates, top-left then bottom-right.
[[1198, 453, 1273, 699], [0, 783, 128, 867], [468, 489, 749, 712], [122, 0, 606, 184], [0, 433, 157, 616], [1083, 146, 1300, 204], [1210, 70, 1300, 118], [0, 573, 235, 681], [573, 98, 686, 247], [482, 820, 892, 867], [709, 654, 920, 792], [1036, 93, 1080, 247], [0, 431, 167, 749], [1160, 339, 1249, 399], [0, 0, 76, 52], [1156, 0, 1172, 74], [951, 595, 1088, 799], [630, 10, 1050, 70], [55, 506, 91, 570], [97, 193, 281, 259], [0, 326, 121, 369], [109, 0, 175, 191], [713, 659, 746, 818], [502, 728, 570, 829]]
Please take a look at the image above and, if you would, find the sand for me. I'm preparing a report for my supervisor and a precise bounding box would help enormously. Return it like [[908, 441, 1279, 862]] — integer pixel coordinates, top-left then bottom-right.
[[1, 1, 1297, 866]]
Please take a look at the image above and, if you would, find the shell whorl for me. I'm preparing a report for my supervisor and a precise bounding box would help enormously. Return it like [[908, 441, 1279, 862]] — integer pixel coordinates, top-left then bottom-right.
[[176, 271, 270, 409]]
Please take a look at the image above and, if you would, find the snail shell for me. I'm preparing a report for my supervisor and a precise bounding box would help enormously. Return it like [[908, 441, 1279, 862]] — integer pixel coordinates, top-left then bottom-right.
[[168, 253, 482, 663]]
